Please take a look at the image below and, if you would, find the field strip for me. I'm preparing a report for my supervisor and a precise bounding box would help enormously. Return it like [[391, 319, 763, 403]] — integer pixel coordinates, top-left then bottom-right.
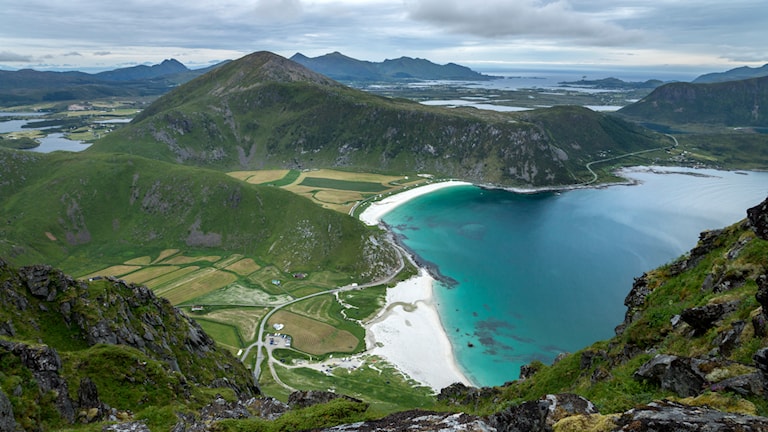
[[124, 256, 151, 265], [225, 258, 261, 276], [214, 254, 243, 269], [81, 265, 141, 279], [161, 270, 238, 304], [122, 266, 180, 285], [162, 255, 220, 265], [144, 266, 200, 289], [154, 267, 218, 297], [152, 249, 179, 264]]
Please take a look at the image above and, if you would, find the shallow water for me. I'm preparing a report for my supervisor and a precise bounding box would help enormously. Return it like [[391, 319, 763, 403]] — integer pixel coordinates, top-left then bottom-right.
[[382, 167, 768, 386]]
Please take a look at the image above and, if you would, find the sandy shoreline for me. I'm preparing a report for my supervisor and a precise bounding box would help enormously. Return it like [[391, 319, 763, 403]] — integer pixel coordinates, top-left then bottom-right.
[[359, 180, 473, 226], [365, 269, 473, 391], [360, 180, 475, 391]]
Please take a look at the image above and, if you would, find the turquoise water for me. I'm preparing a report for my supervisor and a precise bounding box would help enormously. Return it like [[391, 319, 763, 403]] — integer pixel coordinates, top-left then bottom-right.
[[382, 167, 768, 387]]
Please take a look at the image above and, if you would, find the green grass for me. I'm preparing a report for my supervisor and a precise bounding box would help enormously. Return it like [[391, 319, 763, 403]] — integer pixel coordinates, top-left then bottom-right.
[[298, 177, 389, 192], [215, 398, 372, 432], [275, 358, 436, 414], [263, 169, 301, 186], [195, 318, 244, 352], [338, 286, 387, 321]]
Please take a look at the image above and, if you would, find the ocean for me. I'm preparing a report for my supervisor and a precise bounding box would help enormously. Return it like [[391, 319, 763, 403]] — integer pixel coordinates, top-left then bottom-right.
[[381, 167, 768, 387]]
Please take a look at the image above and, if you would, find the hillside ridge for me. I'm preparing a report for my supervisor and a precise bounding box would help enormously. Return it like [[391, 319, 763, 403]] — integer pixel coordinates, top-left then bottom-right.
[[617, 75, 768, 127], [94, 51, 663, 188]]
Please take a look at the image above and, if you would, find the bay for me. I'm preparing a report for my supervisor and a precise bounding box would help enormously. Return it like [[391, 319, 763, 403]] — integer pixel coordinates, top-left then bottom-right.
[[382, 167, 768, 387]]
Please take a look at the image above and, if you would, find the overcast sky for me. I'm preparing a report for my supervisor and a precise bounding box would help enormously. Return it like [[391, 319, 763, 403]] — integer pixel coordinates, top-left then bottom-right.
[[1, 0, 766, 77]]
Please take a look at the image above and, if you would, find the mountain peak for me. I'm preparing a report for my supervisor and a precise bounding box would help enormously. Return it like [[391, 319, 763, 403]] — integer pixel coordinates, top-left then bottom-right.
[[219, 51, 340, 87]]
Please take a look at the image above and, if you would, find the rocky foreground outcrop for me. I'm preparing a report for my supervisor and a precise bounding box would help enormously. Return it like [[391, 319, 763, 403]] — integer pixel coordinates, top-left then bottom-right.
[[317, 392, 768, 432], [0, 258, 258, 428]]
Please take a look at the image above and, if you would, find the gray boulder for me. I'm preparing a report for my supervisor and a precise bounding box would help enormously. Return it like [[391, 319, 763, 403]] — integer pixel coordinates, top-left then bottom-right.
[[747, 196, 768, 240], [0, 388, 17, 432], [615, 400, 768, 431], [635, 355, 706, 397]]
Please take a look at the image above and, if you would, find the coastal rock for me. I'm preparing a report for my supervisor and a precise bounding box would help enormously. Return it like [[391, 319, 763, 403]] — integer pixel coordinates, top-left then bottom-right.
[[712, 320, 746, 356], [580, 349, 608, 371], [488, 393, 597, 432], [287, 390, 363, 409], [321, 410, 490, 432], [680, 302, 738, 335], [715, 372, 765, 397], [615, 400, 768, 431], [668, 229, 725, 275], [616, 273, 651, 334], [103, 421, 151, 432], [487, 399, 549, 432], [437, 383, 501, 409], [519, 362, 542, 380], [0, 339, 76, 423], [18, 263, 80, 302], [747, 196, 768, 240], [0, 388, 17, 432], [247, 397, 290, 421], [756, 275, 768, 314], [77, 377, 105, 423], [634, 355, 706, 397], [753, 348, 768, 378]]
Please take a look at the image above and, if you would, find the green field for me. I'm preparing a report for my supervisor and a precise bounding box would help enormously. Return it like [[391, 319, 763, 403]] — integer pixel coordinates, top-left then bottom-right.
[[298, 177, 390, 192]]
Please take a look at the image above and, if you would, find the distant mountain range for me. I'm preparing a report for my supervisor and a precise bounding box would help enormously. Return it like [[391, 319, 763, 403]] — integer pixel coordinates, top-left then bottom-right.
[[618, 75, 768, 127], [558, 77, 665, 90], [290, 51, 494, 82], [693, 63, 768, 84], [0, 59, 227, 106]]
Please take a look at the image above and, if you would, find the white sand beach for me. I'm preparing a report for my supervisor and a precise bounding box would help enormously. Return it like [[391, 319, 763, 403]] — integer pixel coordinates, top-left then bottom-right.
[[360, 180, 475, 391], [359, 180, 473, 226], [365, 269, 473, 391]]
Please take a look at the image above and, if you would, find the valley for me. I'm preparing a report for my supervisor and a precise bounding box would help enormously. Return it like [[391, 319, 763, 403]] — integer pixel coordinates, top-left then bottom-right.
[[1, 51, 768, 430]]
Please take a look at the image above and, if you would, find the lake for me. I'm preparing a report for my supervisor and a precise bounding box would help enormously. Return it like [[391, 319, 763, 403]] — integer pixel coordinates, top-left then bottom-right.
[[0, 115, 90, 152]]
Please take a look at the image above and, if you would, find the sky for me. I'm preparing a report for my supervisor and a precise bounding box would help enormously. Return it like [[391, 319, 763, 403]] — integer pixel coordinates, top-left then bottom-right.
[[1, 0, 766, 78]]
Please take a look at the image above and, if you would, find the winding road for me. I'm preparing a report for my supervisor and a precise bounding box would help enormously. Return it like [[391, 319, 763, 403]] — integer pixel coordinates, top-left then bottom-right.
[[239, 238, 408, 389], [583, 134, 678, 184]]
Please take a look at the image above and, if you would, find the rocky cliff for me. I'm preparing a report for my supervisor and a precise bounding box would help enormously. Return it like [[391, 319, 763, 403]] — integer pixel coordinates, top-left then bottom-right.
[[0, 259, 258, 429]]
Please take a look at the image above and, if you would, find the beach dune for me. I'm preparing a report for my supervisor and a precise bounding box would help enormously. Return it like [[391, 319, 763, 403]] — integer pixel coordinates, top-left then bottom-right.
[[360, 180, 474, 391], [366, 270, 473, 391], [359, 180, 472, 226]]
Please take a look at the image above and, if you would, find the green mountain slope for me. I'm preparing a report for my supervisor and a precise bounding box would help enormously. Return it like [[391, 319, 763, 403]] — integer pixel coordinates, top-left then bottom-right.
[[0, 148, 398, 279], [618, 76, 768, 127], [90, 51, 663, 187]]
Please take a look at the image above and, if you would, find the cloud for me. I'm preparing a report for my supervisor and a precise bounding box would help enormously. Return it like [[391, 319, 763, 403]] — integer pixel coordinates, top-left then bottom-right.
[[0, 51, 32, 62], [406, 0, 643, 46], [63, 51, 82, 57], [94, 51, 112, 56], [251, 0, 303, 22]]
